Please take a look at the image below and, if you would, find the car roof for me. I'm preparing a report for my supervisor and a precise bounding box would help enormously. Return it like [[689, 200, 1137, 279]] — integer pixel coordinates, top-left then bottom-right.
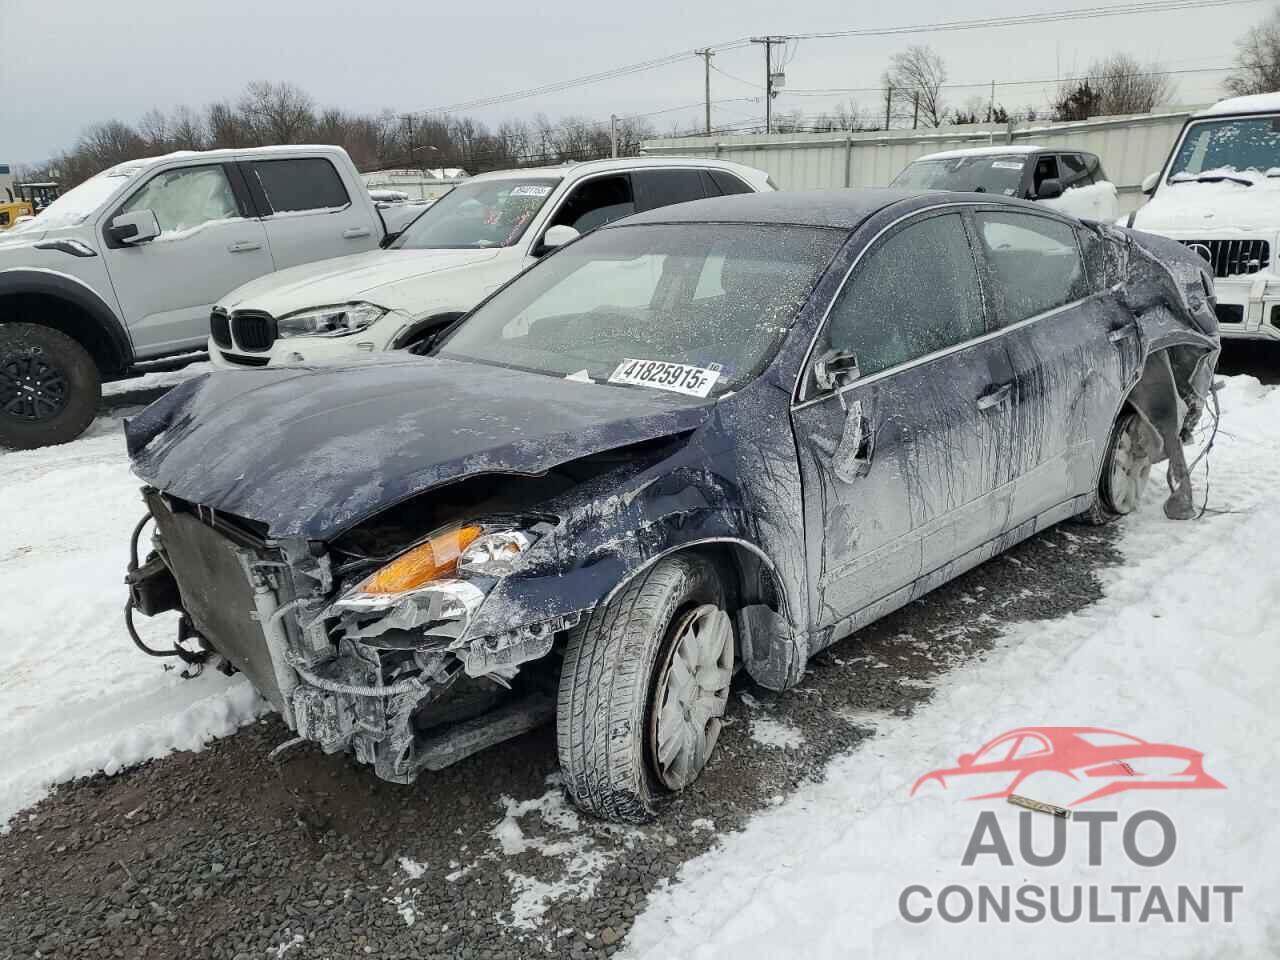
[[467, 155, 766, 183], [914, 144, 1048, 162], [612, 188, 1041, 230], [1197, 91, 1280, 117]]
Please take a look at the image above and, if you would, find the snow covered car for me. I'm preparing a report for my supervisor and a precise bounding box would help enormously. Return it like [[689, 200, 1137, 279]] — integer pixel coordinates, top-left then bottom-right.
[[910, 726, 1225, 806], [891, 146, 1119, 221], [1127, 92, 1280, 342], [123, 190, 1218, 823]]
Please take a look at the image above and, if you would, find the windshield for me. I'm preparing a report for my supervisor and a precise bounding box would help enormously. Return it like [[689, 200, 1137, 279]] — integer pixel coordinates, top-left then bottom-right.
[[13, 169, 132, 232], [1168, 116, 1280, 182], [391, 177, 560, 250], [890, 156, 1028, 196], [436, 223, 844, 396]]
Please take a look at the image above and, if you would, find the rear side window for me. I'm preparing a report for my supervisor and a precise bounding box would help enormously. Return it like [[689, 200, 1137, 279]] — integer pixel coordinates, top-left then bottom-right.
[[1060, 154, 1092, 185], [633, 170, 707, 212], [976, 212, 1090, 325], [708, 170, 753, 195], [548, 175, 634, 233], [822, 213, 985, 379], [249, 158, 350, 214]]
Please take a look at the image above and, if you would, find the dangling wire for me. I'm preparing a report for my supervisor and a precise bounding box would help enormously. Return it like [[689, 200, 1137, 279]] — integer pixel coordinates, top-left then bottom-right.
[[1185, 383, 1222, 520]]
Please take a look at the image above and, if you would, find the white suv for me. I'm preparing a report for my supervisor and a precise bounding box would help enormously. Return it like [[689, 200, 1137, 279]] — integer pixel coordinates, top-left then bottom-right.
[[1128, 92, 1280, 341], [208, 157, 773, 367]]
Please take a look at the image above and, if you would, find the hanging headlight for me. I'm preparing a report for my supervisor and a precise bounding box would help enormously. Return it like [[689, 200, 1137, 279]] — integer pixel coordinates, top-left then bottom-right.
[[277, 302, 387, 339]]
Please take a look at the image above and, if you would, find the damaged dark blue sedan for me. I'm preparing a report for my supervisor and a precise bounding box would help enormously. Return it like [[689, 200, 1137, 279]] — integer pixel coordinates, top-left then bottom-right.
[[124, 191, 1219, 822]]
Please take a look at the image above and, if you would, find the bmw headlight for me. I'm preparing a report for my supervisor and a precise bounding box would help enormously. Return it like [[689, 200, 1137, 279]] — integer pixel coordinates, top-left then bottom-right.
[[277, 302, 387, 339]]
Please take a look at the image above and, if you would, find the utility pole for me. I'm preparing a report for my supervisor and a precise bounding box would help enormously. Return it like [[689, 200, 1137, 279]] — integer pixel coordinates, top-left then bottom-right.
[[884, 85, 893, 131], [988, 80, 996, 124], [912, 93, 919, 130], [696, 48, 714, 135], [610, 114, 619, 158], [750, 36, 786, 135], [403, 114, 414, 169]]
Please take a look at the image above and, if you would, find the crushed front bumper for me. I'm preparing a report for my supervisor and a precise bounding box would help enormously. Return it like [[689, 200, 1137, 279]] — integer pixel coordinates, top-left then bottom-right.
[[136, 491, 576, 783]]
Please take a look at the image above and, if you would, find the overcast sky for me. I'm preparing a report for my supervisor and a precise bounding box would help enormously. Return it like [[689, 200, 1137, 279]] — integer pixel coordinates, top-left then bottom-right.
[[0, 0, 1265, 165]]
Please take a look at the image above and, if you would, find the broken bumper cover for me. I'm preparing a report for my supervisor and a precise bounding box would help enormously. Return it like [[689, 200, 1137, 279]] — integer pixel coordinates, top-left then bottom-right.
[[136, 494, 582, 783]]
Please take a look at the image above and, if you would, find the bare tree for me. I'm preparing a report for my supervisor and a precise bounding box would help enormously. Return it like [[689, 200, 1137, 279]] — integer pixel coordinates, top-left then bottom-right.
[[169, 106, 207, 150], [882, 45, 948, 127], [237, 81, 315, 143], [1089, 53, 1175, 114], [1227, 6, 1280, 95]]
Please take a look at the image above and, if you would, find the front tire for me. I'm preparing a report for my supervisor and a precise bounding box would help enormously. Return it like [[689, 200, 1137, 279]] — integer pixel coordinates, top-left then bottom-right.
[[1076, 409, 1153, 526], [557, 556, 734, 823], [0, 324, 100, 449]]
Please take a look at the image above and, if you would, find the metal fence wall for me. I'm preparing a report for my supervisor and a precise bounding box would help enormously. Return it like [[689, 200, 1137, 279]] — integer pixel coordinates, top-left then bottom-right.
[[642, 108, 1204, 213]]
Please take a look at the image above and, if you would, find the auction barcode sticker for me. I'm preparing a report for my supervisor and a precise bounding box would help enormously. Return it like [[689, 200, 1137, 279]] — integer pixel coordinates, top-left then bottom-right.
[[608, 358, 721, 397]]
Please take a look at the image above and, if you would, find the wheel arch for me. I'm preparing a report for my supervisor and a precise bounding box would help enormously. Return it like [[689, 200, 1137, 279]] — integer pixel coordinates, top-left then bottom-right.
[[0, 268, 133, 374], [389, 311, 467, 350]]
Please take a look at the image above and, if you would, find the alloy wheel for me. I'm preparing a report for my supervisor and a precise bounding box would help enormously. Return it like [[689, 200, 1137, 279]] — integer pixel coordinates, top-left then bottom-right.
[[0, 351, 70, 421]]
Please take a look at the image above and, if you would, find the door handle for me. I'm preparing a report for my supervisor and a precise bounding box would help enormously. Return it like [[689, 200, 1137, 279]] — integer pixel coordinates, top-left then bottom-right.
[[343, 227, 372, 239], [977, 382, 1013, 411], [1109, 324, 1138, 343], [227, 241, 262, 253]]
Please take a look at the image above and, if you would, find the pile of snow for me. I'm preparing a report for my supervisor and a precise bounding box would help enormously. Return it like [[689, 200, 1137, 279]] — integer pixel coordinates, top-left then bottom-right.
[[625, 375, 1280, 959], [1042, 180, 1119, 220], [0, 399, 262, 828]]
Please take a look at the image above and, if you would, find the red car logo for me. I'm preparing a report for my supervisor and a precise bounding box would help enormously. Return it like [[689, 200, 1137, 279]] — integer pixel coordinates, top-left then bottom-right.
[[911, 727, 1225, 806]]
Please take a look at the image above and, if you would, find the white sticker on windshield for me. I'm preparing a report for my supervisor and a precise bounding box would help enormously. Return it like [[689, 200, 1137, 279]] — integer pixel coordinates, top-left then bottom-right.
[[509, 185, 553, 197], [608, 359, 721, 397], [991, 160, 1024, 170]]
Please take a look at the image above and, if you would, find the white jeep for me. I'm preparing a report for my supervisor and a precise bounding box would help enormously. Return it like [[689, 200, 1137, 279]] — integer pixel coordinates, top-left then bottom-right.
[[1129, 92, 1280, 340], [206, 157, 772, 368]]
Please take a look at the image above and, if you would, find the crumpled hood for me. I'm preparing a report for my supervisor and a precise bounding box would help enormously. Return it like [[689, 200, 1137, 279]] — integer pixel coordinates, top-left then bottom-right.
[[126, 356, 715, 540], [1132, 177, 1280, 234], [219, 248, 503, 315]]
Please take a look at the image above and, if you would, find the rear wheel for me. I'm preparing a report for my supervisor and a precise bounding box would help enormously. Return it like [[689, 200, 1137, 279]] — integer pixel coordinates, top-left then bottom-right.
[[1077, 409, 1153, 525], [0, 323, 100, 449], [557, 556, 734, 822]]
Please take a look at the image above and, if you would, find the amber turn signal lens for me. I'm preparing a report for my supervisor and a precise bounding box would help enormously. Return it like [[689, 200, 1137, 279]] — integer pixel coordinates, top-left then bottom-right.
[[360, 525, 483, 594]]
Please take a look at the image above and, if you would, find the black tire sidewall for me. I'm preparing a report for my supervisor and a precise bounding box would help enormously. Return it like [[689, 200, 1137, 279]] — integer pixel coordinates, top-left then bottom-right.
[[0, 324, 101, 449]]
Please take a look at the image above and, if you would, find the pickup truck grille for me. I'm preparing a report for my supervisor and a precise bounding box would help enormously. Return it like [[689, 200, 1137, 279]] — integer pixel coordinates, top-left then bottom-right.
[[210, 309, 232, 350], [231, 311, 277, 352], [1180, 239, 1271, 278]]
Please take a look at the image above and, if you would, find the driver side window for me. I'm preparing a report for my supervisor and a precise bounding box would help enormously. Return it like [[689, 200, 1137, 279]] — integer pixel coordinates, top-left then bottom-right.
[[122, 165, 241, 235], [547, 175, 635, 235], [821, 213, 985, 380]]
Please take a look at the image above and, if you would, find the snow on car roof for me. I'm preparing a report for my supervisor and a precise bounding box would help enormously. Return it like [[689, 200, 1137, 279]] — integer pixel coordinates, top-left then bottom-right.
[[912, 145, 1044, 162], [1199, 92, 1280, 116]]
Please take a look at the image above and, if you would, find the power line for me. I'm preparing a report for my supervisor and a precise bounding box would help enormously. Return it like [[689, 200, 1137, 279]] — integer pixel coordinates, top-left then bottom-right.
[[784, 63, 1236, 97], [408, 0, 1262, 118]]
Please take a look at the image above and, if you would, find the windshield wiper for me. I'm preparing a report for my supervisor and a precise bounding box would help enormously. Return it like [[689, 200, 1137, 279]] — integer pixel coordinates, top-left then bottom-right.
[[1186, 172, 1255, 187]]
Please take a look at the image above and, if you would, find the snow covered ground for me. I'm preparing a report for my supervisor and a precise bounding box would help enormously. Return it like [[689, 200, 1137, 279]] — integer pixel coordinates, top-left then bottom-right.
[[624, 375, 1280, 958], [0, 367, 261, 828]]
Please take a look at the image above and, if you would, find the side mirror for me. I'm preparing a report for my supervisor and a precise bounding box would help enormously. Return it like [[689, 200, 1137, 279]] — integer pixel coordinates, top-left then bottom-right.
[[379, 231, 401, 249], [1141, 171, 1160, 196], [109, 209, 161, 245], [813, 348, 860, 392], [1035, 178, 1063, 200], [959, 753, 975, 768], [539, 224, 580, 253]]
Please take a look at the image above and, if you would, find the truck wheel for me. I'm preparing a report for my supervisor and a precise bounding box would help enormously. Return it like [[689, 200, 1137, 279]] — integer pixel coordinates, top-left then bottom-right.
[[557, 555, 734, 823], [0, 323, 100, 449], [1076, 409, 1153, 525]]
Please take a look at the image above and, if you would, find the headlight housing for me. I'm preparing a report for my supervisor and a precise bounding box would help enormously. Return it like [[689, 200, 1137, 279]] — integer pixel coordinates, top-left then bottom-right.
[[333, 522, 538, 614], [277, 302, 387, 339]]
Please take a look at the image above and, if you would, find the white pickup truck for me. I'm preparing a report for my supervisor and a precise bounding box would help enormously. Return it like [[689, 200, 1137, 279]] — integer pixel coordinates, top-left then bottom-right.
[[205, 157, 772, 368], [1128, 92, 1280, 340], [0, 145, 415, 448]]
